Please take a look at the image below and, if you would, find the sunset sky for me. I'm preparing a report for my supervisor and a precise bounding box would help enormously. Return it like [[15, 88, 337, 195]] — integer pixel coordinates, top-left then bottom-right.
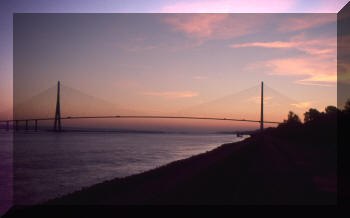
[[1, 0, 348, 130]]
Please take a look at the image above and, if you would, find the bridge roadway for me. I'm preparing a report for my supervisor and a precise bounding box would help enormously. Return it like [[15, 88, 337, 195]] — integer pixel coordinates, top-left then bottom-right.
[[0, 115, 281, 124]]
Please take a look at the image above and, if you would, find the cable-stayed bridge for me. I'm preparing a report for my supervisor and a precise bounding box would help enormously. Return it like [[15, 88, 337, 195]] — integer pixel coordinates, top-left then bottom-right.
[[0, 81, 295, 132]]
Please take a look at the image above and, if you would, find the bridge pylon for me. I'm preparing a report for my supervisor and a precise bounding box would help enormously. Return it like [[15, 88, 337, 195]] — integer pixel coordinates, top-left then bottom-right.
[[260, 81, 264, 132], [54, 81, 62, 132]]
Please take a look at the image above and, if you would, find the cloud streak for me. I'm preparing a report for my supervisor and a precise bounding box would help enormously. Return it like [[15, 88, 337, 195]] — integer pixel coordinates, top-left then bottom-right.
[[230, 34, 336, 56], [230, 41, 299, 49], [291, 101, 312, 108]]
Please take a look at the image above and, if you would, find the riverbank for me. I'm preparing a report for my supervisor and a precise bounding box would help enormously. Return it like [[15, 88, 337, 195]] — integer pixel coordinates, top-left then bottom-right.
[[46, 133, 336, 205]]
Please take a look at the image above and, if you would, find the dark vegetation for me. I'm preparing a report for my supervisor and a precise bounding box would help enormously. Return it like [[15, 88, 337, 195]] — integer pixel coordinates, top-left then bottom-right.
[[264, 102, 342, 148]]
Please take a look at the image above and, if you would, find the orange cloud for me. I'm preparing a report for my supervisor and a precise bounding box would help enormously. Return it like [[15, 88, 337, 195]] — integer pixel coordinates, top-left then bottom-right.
[[291, 101, 312, 108], [142, 91, 199, 98]]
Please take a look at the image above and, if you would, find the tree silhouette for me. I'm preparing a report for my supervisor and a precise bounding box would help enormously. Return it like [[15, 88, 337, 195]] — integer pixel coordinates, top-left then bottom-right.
[[278, 111, 302, 128], [325, 105, 338, 114], [285, 111, 301, 124], [304, 108, 322, 123]]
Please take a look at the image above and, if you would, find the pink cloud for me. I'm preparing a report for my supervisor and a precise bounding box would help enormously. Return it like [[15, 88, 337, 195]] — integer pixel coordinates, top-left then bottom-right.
[[230, 34, 336, 56], [242, 33, 336, 86], [231, 27, 336, 86], [278, 14, 336, 32], [164, 14, 228, 38], [230, 41, 299, 49], [265, 57, 336, 85], [163, 14, 264, 44], [142, 91, 199, 98], [160, 0, 296, 13]]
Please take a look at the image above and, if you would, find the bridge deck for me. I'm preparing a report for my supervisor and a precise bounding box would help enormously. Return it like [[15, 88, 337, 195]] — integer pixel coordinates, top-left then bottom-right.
[[0, 115, 281, 124]]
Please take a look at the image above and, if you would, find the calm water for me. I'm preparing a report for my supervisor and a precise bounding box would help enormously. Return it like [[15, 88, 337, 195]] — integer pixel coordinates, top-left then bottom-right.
[[1, 132, 248, 206]]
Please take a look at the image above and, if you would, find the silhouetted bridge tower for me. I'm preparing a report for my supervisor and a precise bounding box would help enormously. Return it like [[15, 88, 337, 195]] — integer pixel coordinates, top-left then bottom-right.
[[261, 81, 264, 132], [54, 81, 62, 132], [0, 81, 278, 132]]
